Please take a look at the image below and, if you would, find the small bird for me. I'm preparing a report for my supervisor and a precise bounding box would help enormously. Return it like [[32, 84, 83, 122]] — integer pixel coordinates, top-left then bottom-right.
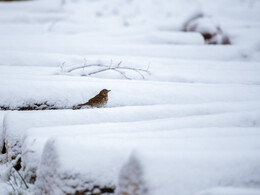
[[74, 89, 111, 109]]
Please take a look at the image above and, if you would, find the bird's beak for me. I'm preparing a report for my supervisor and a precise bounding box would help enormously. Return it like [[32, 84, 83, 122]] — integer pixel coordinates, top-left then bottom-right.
[[108, 90, 111, 92]]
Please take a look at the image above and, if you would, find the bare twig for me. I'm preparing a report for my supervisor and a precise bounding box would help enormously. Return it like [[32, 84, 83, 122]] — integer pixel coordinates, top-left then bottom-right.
[[67, 64, 107, 73], [111, 68, 131, 80], [15, 168, 29, 189], [147, 62, 151, 71], [117, 61, 122, 67], [48, 17, 63, 32], [86, 68, 110, 76], [60, 61, 66, 72], [8, 181, 15, 192], [65, 60, 150, 80], [13, 170, 18, 186], [85, 67, 131, 80]]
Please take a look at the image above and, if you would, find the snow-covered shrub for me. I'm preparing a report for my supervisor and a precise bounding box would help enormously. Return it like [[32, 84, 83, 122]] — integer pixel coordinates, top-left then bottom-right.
[[182, 12, 231, 45]]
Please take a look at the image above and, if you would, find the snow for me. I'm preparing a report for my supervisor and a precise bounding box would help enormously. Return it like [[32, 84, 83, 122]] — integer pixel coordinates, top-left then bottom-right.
[[32, 125, 260, 194], [118, 150, 260, 195], [0, 183, 11, 195], [3, 101, 260, 160], [1, 68, 260, 109], [23, 125, 260, 185], [1, 0, 260, 194], [196, 187, 260, 195], [35, 137, 125, 194], [0, 112, 6, 152]]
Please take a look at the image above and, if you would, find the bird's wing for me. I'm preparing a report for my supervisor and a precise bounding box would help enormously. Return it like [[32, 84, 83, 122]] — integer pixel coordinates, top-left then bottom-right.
[[88, 95, 102, 105]]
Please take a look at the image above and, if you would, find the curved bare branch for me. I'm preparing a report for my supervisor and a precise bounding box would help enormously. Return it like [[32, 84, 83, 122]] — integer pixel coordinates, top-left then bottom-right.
[[65, 60, 150, 80]]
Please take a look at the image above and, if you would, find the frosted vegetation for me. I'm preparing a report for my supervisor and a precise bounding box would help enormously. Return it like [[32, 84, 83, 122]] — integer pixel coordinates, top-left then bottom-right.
[[0, 0, 260, 195]]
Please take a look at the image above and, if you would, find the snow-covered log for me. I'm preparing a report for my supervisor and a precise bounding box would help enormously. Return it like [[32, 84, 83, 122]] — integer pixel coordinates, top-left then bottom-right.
[[118, 150, 260, 195], [4, 101, 260, 159]]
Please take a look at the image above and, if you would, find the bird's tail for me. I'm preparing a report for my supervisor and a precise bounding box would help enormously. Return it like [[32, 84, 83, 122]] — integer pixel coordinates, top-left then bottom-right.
[[72, 105, 81, 110], [72, 102, 90, 110]]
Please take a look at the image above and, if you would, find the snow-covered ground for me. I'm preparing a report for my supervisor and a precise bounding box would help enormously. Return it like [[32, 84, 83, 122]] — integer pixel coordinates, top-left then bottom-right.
[[0, 0, 260, 195]]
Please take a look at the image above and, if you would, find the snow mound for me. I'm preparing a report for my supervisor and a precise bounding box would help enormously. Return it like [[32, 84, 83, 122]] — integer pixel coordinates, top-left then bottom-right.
[[118, 150, 260, 195], [32, 124, 260, 194], [1, 0, 260, 194], [196, 187, 260, 195], [35, 137, 130, 195], [23, 118, 260, 186], [0, 112, 6, 153], [4, 101, 260, 159], [3, 104, 178, 159]]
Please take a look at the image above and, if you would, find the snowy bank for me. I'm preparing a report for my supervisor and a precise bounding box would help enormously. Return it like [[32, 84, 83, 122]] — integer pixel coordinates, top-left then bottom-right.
[[3, 101, 260, 159], [33, 125, 260, 194], [196, 187, 260, 195], [118, 150, 260, 195]]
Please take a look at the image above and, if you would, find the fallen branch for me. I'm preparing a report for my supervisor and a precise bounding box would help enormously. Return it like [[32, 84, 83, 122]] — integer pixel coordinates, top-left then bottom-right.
[[67, 64, 107, 73], [65, 60, 151, 80]]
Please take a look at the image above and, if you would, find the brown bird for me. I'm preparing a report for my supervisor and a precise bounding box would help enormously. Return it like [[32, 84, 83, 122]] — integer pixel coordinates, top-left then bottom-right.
[[75, 89, 111, 109]]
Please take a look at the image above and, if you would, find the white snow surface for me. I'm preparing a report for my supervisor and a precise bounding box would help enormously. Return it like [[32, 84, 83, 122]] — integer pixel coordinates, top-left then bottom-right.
[[118, 150, 260, 195], [196, 187, 260, 195], [3, 101, 260, 159], [1, 0, 260, 195], [0, 112, 6, 152], [33, 125, 260, 195]]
